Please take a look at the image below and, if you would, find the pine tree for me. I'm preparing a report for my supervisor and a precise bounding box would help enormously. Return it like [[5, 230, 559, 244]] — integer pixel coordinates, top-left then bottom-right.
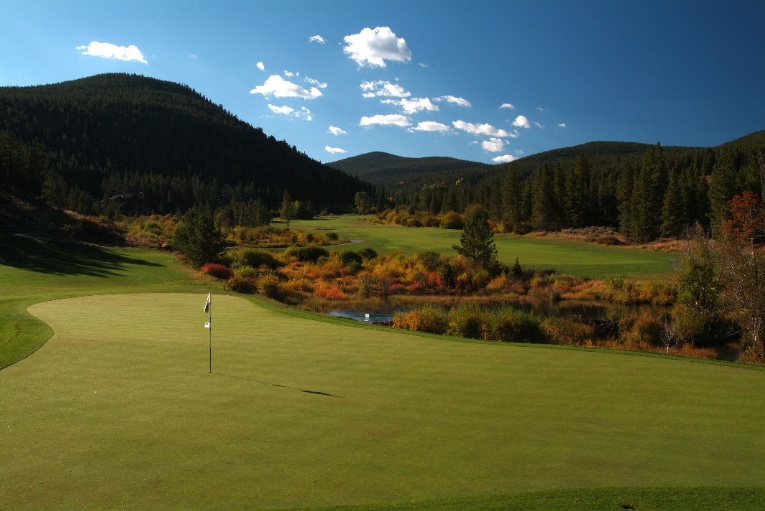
[[708, 150, 737, 234], [172, 205, 223, 268], [452, 206, 497, 268], [500, 167, 522, 232]]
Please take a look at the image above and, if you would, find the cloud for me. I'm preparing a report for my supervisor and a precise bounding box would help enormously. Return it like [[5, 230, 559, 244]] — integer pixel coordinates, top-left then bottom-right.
[[267, 104, 313, 120], [309, 35, 325, 44], [482, 137, 506, 152], [533, 121, 544, 129], [188, 53, 198, 61], [361, 80, 410, 98], [256, 61, 265, 71], [452, 120, 512, 137], [492, 154, 518, 163], [382, 97, 438, 115], [435, 95, 472, 108], [343, 27, 412, 68], [325, 145, 347, 154], [328, 126, 347, 136], [558, 123, 567, 128], [412, 121, 451, 133], [76, 41, 147, 64], [360, 114, 411, 128], [512, 115, 531, 128], [305, 76, 327, 89], [250, 74, 322, 99], [500, 103, 516, 110]]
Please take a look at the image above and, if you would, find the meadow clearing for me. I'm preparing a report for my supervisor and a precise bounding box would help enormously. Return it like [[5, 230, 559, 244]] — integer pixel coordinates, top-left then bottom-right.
[[1, 229, 764, 510]]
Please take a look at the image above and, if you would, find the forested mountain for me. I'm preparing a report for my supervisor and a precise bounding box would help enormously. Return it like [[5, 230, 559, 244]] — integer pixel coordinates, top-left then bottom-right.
[[328, 151, 489, 186], [0, 73, 372, 216], [379, 133, 765, 242]]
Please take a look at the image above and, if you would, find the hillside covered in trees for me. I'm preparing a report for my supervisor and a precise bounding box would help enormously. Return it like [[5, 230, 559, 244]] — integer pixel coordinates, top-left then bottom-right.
[[378, 133, 765, 242], [0, 73, 372, 216], [328, 151, 489, 188]]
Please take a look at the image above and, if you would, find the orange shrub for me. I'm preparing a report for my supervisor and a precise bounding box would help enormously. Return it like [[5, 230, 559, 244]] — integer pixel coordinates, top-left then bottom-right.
[[201, 262, 233, 280], [313, 284, 346, 300]]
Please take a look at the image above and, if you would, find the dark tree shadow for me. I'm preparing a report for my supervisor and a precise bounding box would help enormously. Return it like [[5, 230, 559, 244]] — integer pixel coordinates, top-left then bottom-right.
[[0, 233, 161, 277]]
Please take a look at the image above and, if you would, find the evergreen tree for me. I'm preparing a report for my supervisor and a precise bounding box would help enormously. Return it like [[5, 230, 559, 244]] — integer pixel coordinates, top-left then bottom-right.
[[172, 205, 224, 268], [708, 149, 738, 234], [452, 206, 497, 268], [660, 167, 688, 237], [500, 167, 522, 232], [531, 165, 561, 231]]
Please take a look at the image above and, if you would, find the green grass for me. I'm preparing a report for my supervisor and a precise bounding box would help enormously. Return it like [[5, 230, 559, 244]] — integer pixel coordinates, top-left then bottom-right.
[[2, 232, 764, 510], [291, 216, 677, 278]]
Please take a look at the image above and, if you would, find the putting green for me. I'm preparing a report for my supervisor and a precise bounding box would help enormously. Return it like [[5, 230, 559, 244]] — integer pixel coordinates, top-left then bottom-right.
[[1, 293, 764, 510]]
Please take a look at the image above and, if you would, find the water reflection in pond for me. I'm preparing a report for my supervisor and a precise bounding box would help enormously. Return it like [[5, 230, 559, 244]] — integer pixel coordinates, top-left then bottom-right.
[[329, 301, 660, 324]]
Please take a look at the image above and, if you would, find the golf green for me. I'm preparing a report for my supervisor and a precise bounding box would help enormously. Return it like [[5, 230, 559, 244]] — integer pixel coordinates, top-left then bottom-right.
[[1, 293, 763, 510]]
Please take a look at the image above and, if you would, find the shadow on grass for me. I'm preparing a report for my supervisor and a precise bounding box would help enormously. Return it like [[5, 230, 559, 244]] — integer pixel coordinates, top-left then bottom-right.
[[0, 233, 161, 276], [214, 372, 343, 398]]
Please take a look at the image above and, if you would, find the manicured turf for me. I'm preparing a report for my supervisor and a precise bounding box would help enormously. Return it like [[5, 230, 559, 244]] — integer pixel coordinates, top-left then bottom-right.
[[290, 216, 677, 278], [1, 232, 763, 510], [1, 292, 764, 510]]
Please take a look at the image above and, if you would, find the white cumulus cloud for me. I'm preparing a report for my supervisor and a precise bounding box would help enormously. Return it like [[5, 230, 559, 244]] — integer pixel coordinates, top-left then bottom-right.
[[343, 27, 412, 68], [76, 41, 147, 64], [360, 114, 411, 127], [256, 61, 265, 71], [250, 75, 322, 100], [305, 76, 327, 89], [361, 80, 410, 98], [382, 97, 438, 115], [435, 95, 472, 107], [558, 123, 567, 128], [309, 35, 325, 44], [328, 126, 347, 136], [492, 154, 518, 163], [452, 120, 512, 137], [325, 146, 347, 154], [482, 138, 506, 152], [267, 104, 312, 120], [412, 121, 451, 133], [500, 103, 516, 110], [512, 115, 531, 128]]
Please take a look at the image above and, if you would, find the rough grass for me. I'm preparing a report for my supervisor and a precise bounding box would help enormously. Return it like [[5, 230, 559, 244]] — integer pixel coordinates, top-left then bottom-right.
[[291, 216, 677, 278]]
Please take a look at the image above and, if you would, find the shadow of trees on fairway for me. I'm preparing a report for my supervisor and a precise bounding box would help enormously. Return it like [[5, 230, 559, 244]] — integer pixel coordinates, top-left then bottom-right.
[[0, 233, 161, 276]]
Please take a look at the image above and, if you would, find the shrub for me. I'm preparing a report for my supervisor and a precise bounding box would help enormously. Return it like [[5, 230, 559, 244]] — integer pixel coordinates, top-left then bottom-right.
[[394, 305, 448, 334], [491, 308, 543, 343], [448, 303, 488, 339], [232, 248, 281, 269], [232, 266, 258, 280], [227, 276, 257, 294], [416, 251, 442, 272], [340, 250, 363, 266], [201, 262, 233, 280], [437, 263, 456, 288], [313, 284, 346, 300], [540, 317, 595, 345], [359, 247, 378, 260], [440, 211, 464, 230], [284, 246, 329, 263], [257, 272, 285, 301]]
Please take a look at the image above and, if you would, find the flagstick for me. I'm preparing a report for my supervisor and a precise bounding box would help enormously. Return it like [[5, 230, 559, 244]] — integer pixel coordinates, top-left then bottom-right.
[[208, 293, 212, 374]]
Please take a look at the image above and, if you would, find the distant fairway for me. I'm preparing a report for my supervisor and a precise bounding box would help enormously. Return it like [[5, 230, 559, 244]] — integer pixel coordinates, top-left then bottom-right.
[[2, 293, 763, 510], [291, 216, 677, 278]]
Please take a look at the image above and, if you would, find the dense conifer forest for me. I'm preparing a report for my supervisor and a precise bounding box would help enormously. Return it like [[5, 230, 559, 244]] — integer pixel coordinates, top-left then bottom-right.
[[0, 73, 372, 217]]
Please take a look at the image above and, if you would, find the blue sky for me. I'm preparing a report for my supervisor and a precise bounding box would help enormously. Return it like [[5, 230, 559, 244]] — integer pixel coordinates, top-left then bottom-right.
[[2, 1, 763, 165]]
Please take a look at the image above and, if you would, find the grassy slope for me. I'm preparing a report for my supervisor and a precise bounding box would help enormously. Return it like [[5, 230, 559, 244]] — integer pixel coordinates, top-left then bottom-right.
[[291, 216, 677, 278], [1, 232, 763, 510]]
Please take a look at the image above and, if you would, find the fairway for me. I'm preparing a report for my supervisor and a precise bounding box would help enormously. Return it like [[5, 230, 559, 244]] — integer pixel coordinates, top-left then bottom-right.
[[2, 293, 763, 510], [291, 216, 677, 278]]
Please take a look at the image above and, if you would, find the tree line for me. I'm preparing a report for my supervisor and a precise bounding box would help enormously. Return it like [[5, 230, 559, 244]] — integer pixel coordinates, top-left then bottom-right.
[[384, 136, 764, 242]]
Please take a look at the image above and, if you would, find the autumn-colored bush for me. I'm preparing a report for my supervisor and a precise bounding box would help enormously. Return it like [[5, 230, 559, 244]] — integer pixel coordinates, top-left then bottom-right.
[[257, 272, 285, 301], [448, 303, 488, 339], [440, 211, 463, 230], [540, 317, 596, 345], [227, 276, 257, 294], [284, 246, 329, 263], [227, 248, 281, 269], [201, 262, 233, 280], [490, 308, 543, 343], [313, 284, 346, 300], [393, 305, 448, 334]]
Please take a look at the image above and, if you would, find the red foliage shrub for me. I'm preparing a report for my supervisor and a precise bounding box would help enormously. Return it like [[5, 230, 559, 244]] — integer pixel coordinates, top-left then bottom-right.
[[201, 263, 233, 280]]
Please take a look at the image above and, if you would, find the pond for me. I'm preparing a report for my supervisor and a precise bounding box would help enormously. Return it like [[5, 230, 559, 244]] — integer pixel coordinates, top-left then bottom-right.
[[329, 300, 661, 324]]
